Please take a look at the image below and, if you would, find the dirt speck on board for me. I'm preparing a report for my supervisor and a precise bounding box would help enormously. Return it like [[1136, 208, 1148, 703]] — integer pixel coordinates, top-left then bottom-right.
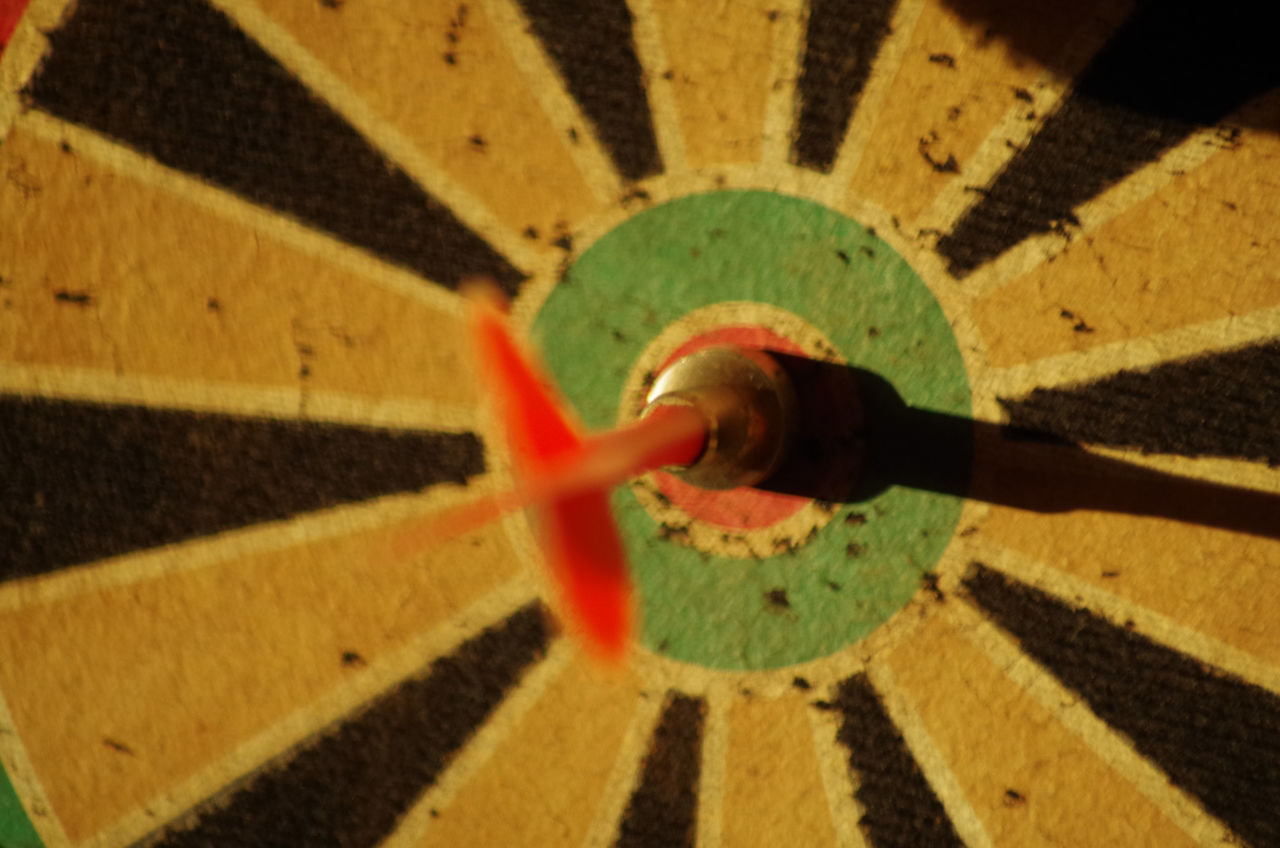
[[1213, 126, 1242, 150], [835, 249, 850, 264], [844, 512, 867, 526], [620, 186, 651, 208], [103, 737, 135, 755], [54, 290, 93, 305], [765, 588, 790, 610], [341, 651, 366, 667], [792, 676, 812, 690], [1059, 308, 1095, 333], [1012, 87, 1033, 103], [441, 8, 468, 65], [928, 53, 956, 68], [1003, 788, 1027, 807], [522, 226, 539, 240], [921, 572, 944, 602], [551, 221, 573, 252], [658, 522, 692, 544], [845, 542, 866, 558], [918, 139, 960, 173]]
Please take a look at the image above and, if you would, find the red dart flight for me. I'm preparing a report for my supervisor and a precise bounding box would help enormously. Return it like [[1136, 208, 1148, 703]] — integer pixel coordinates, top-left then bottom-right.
[[396, 285, 706, 664]]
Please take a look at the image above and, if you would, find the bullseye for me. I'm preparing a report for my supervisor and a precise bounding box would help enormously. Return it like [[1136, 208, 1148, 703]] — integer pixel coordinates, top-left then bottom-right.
[[535, 190, 970, 669], [649, 325, 811, 531]]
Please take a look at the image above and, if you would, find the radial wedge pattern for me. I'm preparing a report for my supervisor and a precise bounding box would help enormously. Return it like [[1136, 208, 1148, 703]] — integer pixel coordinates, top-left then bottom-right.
[[1, 0, 1279, 846]]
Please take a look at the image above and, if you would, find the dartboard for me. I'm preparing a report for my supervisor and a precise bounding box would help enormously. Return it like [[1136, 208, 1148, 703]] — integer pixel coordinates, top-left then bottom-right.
[[2, 0, 1278, 846]]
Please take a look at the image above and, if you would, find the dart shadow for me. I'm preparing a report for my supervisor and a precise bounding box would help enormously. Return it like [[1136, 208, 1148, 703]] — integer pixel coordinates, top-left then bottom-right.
[[759, 354, 1280, 542], [933, 0, 1280, 134]]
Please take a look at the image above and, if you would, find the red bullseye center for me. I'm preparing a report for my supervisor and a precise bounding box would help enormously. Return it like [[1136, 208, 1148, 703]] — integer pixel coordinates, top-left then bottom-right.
[[652, 325, 811, 530]]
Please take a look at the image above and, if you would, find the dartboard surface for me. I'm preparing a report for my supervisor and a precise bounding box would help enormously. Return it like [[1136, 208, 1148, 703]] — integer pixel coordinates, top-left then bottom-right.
[[1, 0, 1279, 846]]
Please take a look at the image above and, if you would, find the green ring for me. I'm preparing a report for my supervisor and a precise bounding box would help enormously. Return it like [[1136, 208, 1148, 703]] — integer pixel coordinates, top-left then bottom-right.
[[535, 190, 969, 670]]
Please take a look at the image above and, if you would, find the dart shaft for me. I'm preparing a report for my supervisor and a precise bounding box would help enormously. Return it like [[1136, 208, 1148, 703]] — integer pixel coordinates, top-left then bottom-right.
[[390, 403, 705, 558]]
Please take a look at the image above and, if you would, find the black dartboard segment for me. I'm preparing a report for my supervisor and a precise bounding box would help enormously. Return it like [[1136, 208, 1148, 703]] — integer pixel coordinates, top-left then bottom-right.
[[829, 675, 965, 848], [614, 693, 705, 848], [792, 0, 897, 172], [24, 0, 526, 295], [964, 564, 1280, 848], [0, 394, 484, 579], [146, 603, 551, 848], [1000, 339, 1280, 465], [936, 0, 1280, 276], [514, 0, 663, 181]]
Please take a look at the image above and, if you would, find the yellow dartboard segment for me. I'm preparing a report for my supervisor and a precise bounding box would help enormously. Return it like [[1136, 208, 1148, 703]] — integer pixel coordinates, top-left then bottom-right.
[[0, 122, 476, 413], [885, 610, 1201, 847]]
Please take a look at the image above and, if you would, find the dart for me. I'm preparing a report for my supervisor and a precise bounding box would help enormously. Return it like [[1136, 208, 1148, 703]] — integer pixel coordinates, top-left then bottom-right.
[[393, 282, 800, 663]]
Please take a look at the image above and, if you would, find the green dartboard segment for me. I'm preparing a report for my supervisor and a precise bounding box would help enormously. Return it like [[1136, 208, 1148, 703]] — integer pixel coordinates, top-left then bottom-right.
[[1, 762, 43, 848], [535, 190, 970, 669]]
